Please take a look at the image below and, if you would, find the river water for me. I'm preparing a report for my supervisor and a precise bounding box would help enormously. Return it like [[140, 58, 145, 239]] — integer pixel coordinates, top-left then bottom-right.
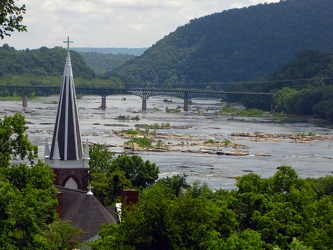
[[1, 95, 333, 190]]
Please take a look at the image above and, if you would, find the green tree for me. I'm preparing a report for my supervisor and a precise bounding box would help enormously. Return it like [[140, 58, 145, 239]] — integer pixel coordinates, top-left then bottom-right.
[[90, 170, 132, 206], [0, 0, 27, 39], [110, 154, 159, 188], [273, 87, 299, 114], [88, 144, 159, 205], [224, 229, 265, 249], [93, 166, 333, 249], [88, 143, 115, 177], [271, 165, 301, 194], [157, 174, 190, 197], [0, 113, 38, 167], [38, 220, 83, 250], [93, 183, 222, 250], [0, 114, 85, 249], [0, 162, 58, 249]]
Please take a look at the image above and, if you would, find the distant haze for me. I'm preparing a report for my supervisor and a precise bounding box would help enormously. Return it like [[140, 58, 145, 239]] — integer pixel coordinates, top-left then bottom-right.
[[71, 48, 147, 56]]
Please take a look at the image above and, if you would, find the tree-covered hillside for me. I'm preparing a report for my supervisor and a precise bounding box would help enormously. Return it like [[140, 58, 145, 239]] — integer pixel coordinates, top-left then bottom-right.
[[0, 44, 95, 81], [0, 44, 125, 88], [225, 49, 333, 121], [113, 0, 333, 87], [269, 50, 333, 121], [78, 52, 135, 75]]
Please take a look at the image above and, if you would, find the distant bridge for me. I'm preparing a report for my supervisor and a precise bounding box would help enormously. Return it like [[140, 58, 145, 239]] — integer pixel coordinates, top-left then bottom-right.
[[0, 85, 273, 111]]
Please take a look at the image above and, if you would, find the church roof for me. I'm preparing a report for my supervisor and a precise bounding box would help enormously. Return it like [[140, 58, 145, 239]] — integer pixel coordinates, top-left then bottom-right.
[[56, 186, 118, 242], [50, 38, 83, 161]]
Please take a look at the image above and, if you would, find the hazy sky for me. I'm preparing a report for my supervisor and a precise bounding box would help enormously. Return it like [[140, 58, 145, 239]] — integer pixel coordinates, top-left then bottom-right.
[[4, 0, 279, 50]]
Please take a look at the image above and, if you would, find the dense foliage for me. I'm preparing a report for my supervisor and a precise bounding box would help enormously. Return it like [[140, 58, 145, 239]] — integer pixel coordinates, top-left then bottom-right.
[[113, 0, 333, 86], [0, 44, 95, 81], [269, 50, 333, 121], [92, 166, 333, 249], [0, 113, 83, 249], [0, 113, 38, 166], [227, 50, 333, 121], [0, 163, 58, 248], [0, 44, 128, 93], [0, 0, 26, 39], [88, 144, 159, 206]]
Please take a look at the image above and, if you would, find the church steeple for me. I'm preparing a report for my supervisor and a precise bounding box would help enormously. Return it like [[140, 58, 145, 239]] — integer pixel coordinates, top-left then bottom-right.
[[45, 37, 89, 191], [49, 38, 82, 161]]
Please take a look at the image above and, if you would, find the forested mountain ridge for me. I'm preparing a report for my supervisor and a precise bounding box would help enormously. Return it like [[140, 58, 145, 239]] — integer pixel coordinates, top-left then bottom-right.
[[0, 44, 95, 81], [0, 44, 129, 88], [113, 0, 333, 86]]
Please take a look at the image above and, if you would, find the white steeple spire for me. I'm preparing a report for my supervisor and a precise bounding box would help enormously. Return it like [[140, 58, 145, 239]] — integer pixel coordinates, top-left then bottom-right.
[[49, 37, 83, 161], [46, 37, 89, 192]]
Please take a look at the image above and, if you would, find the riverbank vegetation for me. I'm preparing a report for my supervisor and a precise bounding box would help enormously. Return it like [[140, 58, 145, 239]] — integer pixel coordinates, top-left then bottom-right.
[[225, 50, 333, 123], [218, 107, 265, 116]]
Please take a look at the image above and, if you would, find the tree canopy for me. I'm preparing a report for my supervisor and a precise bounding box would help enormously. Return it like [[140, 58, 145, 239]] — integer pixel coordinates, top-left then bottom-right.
[[0, 0, 27, 39], [0, 45, 127, 91], [0, 113, 82, 249], [88, 144, 160, 206], [92, 166, 333, 249], [0, 45, 95, 80], [0, 113, 37, 167]]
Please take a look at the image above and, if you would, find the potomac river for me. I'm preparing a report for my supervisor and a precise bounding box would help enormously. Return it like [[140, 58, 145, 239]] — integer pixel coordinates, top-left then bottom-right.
[[1, 95, 333, 190]]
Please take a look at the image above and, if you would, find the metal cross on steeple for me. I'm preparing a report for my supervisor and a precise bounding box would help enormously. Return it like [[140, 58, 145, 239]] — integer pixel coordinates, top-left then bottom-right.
[[63, 37, 73, 51]]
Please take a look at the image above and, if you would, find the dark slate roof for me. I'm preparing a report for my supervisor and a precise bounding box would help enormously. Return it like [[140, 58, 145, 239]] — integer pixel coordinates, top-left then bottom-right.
[[56, 186, 118, 242]]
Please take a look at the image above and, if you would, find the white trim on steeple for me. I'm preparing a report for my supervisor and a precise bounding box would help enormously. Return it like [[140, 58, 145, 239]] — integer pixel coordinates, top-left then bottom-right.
[[53, 138, 61, 160], [64, 76, 69, 160], [44, 138, 50, 159], [84, 139, 90, 160], [83, 139, 90, 168]]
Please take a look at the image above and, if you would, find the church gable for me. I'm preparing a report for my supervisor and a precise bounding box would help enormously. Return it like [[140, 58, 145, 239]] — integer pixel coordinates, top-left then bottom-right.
[[45, 37, 89, 191]]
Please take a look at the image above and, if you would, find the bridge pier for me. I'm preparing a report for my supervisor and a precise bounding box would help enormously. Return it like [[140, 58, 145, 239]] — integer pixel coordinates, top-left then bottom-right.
[[142, 97, 147, 111], [100, 96, 107, 109], [183, 99, 189, 112], [22, 96, 28, 107]]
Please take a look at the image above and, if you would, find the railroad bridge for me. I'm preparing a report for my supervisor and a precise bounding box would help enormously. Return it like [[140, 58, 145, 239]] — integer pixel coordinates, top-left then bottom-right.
[[0, 85, 273, 111]]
